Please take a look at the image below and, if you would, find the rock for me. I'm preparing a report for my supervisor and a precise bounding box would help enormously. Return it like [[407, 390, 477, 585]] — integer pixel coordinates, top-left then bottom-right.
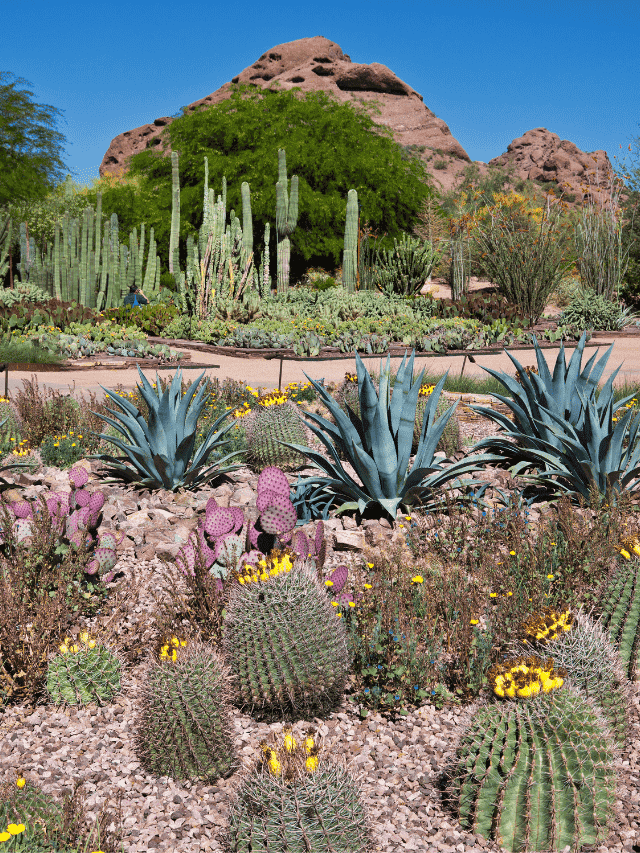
[[488, 127, 617, 209], [334, 529, 366, 551], [99, 36, 469, 187]]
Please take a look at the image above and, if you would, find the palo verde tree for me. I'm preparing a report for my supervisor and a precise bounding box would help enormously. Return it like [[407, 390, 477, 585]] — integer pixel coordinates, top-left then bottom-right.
[[79, 82, 440, 283]]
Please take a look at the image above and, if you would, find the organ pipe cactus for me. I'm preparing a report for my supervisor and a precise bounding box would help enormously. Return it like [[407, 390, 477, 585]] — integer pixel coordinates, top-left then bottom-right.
[[275, 148, 299, 293], [342, 189, 358, 292], [447, 659, 618, 852]]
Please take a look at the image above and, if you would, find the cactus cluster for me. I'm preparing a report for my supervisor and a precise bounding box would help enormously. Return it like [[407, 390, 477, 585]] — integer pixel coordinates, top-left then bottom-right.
[[45, 630, 124, 707], [448, 666, 617, 852], [134, 639, 238, 783], [1, 465, 120, 582], [222, 555, 351, 720], [226, 728, 371, 852], [244, 390, 310, 471], [176, 466, 326, 583], [513, 607, 631, 746]]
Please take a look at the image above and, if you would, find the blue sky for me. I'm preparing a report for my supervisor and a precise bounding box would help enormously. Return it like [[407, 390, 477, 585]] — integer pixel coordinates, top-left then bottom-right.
[[4, 0, 640, 191]]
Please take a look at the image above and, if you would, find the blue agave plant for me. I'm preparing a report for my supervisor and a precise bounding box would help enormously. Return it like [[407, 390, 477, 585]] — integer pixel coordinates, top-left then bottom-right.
[[92, 367, 244, 490], [281, 349, 492, 520], [471, 334, 640, 503]]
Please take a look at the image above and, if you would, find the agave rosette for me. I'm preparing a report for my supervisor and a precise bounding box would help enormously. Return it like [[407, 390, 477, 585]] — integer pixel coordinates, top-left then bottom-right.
[[281, 349, 494, 518], [92, 367, 243, 490], [471, 334, 640, 501]]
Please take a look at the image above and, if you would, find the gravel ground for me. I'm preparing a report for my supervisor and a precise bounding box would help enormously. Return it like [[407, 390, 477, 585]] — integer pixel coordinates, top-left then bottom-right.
[[2, 553, 640, 853]]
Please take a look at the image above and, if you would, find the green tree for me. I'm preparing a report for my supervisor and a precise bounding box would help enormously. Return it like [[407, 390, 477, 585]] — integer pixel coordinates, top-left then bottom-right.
[[0, 72, 73, 209], [79, 82, 440, 281]]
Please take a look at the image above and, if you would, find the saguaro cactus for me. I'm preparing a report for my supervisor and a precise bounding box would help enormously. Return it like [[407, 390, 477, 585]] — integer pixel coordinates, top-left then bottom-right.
[[169, 150, 180, 275], [275, 148, 299, 293], [343, 189, 358, 292]]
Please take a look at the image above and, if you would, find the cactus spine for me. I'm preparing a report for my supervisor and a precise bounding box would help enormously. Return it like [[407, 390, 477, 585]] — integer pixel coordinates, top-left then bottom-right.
[[226, 730, 371, 852], [343, 189, 358, 292], [223, 557, 350, 721], [134, 640, 238, 783], [275, 148, 299, 294]]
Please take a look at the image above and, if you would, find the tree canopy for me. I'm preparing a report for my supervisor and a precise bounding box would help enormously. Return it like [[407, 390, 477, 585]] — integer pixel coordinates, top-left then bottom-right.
[[0, 71, 73, 210], [78, 82, 441, 280]]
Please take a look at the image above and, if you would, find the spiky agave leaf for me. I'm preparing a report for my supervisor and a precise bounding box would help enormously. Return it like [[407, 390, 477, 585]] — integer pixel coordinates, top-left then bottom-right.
[[91, 367, 244, 490]]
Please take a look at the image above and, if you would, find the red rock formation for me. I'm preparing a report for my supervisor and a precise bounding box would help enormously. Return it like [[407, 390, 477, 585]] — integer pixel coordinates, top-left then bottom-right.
[[99, 36, 470, 181]]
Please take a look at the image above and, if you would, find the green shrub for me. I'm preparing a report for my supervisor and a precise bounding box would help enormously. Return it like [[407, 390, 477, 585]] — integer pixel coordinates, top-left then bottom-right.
[[560, 289, 636, 330], [102, 301, 179, 335]]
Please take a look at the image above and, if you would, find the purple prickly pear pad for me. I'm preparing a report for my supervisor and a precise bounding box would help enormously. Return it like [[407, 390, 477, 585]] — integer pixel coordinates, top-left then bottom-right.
[[257, 467, 290, 498], [68, 466, 89, 489], [204, 506, 235, 538], [327, 565, 348, 594]]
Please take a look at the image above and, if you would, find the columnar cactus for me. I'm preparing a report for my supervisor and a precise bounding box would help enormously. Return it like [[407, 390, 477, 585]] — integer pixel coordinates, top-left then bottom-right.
[[511, 607, 631, 746], [226, 729, 371, 852], [222, 556, 351, 720], [169, 151, 180, 275], [275, 148, 299, 293], [244, 390, 309, 471], [134, 639, 238, 783], [447, 657, 617, 852], [342, 189, 358, 292], [45, 631, 124, 706]]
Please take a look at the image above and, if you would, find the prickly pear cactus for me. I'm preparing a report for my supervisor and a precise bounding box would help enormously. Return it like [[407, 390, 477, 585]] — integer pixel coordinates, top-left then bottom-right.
[[596, 551, 640, 680], [222, 556, 351, 720], [226, 728, 371, 852], [134, 639, 238, 783], [244, 390, 309, 471], [45, 631, 124, 706], [511, 607, 631, 746], [447, 657, 617, 852]]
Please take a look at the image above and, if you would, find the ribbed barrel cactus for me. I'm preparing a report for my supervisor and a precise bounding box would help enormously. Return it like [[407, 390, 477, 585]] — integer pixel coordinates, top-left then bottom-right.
[[511, 606, 631, 746], [133, 639, 238, 783], [447, 656, 617, 852], [597, 544, 640, 680], [222, 556, 351, 720], [244, 389, 309, 471], [45, 630, 124, 707], [226, 728, 371, 852]]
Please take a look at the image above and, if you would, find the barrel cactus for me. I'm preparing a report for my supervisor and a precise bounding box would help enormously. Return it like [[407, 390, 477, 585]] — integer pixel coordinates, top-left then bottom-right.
[[511, 606, 631, 746], [133, 639, 238, 783], [244, 390, 310, 471], [45, 631, 124, 707], [596, 543, 640, 680], [447, 656, 618, 852], [222, 555, 351, 721], [226, 728, 371, 852]]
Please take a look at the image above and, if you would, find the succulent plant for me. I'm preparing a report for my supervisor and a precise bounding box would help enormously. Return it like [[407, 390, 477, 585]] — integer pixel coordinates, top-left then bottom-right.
[[226, 728, 371, 852], [93, 367, 244, 491], [471, 333, 640, 503], [0, 778, 65, 850], [447, 663, 617, 852], [281, 349, 494, 520], [412, 385, 461, 457], [510, 607, 631, 746], [45, 631, 124, 707], [134, 639, 238, 783], [596, 554, 640, 680], [244, 390, 309, 471], [222, 556, 351, 720]]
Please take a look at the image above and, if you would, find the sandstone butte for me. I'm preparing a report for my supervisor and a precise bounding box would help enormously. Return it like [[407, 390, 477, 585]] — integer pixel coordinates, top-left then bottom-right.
[[100, 35, 619, 209]]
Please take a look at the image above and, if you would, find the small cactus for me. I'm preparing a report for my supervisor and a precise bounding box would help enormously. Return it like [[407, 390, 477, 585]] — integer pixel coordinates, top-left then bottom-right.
[[223, 556, 351, 721], [226, 728, 371, 852], [447, 659, 618, 852], [134, 639, 238, 783], [244, 390, 309, 471], [45, 631, 124, 706]]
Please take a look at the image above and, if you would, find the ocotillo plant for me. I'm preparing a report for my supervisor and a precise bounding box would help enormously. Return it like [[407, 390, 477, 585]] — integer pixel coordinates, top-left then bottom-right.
[[342, 189, 358, 292], [275, 148, 299, 293]]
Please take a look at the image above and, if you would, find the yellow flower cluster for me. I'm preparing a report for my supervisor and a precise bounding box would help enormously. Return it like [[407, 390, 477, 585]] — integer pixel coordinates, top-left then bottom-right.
[[418, 384, 435, 397], [256, 390, 289, 407], [344, 372, 358, 384], [11, 438, 31, 457], [612, 398, 638, 423], [260, 728, 320, 777], [59, 630, 96, 654], [237, 550, 294, 585], [619, 536, 640, 561], [0, 822, 25, 842], [50, 428, 83, 448], [160, 636, 188, 661], [489, 656, 565, 700], [520, 607, 573, 645]]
